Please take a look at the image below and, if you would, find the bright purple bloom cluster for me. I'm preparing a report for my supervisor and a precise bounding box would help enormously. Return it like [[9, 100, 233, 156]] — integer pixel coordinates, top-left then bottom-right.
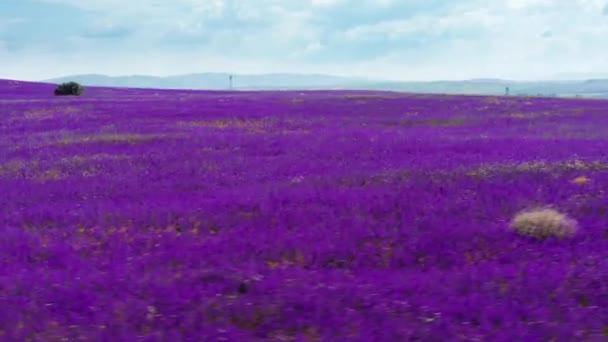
[[1, 80, 607, 340]]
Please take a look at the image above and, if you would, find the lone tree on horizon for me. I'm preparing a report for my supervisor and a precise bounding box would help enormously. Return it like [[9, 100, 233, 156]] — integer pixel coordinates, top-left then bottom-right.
[[54, 81, 84, 96]]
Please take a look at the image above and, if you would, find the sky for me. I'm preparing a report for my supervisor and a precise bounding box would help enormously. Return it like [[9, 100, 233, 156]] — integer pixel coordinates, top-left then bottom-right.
[[1, 0, 608, 81]]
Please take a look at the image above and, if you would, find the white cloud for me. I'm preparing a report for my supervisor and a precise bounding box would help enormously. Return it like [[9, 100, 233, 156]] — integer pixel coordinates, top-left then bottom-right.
[[506, 0, 553, 10], [311, 0, 344, 8]]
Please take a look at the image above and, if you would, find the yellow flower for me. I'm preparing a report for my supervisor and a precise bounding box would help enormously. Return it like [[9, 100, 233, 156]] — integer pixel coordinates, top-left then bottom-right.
[[572, 176, 590, 185]]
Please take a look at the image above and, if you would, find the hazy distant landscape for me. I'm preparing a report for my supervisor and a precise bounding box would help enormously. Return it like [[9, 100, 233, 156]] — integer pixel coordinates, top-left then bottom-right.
[[45, 73, 608, 98]]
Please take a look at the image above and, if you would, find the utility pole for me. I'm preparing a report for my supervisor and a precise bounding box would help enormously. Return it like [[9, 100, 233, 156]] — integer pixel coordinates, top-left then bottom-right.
[[229, 75, 234, 90]]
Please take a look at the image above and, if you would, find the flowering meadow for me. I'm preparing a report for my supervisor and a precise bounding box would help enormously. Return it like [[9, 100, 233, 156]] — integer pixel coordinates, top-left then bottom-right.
[[1, 79, 608, 341]]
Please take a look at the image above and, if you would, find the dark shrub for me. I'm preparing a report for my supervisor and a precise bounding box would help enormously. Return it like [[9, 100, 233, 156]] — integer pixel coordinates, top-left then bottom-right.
[[54, 82, 84, 96]]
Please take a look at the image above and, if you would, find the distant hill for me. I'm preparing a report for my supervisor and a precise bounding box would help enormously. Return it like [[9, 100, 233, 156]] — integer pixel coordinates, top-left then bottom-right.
[[43, 73, 608, 98], [44, 73, 368, 90], [375, 79, 608, 98]]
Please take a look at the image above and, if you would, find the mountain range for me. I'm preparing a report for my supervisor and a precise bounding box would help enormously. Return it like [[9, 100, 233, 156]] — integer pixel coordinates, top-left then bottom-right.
[[43, 73, 608, 98]]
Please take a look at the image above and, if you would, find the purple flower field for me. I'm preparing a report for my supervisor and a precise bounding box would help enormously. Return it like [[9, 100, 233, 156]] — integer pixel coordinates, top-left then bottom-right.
[[1, 79, 608, 341]]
